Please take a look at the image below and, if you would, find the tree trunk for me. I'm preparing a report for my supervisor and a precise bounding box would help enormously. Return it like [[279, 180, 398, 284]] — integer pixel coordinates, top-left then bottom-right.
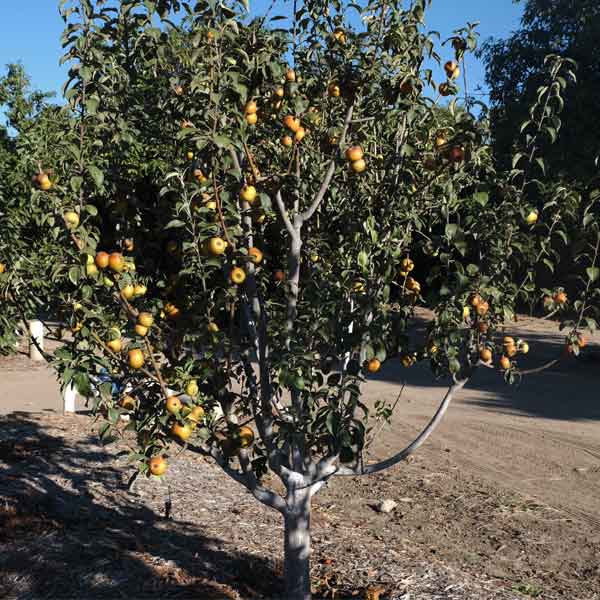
[[283, 486, 312, 600]]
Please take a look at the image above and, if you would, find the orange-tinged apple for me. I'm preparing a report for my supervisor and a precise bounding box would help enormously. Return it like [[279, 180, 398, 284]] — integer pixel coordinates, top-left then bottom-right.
[[108, 252, 125, 273], [171, 422, 192, 441], [188, 405, 205, 424], [95, 252, 110, 269], [149, 456, 167, 476], [366, 358, 381, 373], [283, 115, 301, 132], [499, 356, 511, 370], [135, 324, 148, 337], [248, 247, 263, 264], [138, 312, 153, 327], [106, 338, 122, 353], [128, 348, 145, 369], [166, 396, 182, 414], [345, 146, 364, 162]]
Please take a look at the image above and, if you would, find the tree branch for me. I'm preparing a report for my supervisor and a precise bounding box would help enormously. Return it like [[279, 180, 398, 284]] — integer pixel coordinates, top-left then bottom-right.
[[335, 378, 467, 476], [301, 102, 355, 221], [274, 189, 297, 239]]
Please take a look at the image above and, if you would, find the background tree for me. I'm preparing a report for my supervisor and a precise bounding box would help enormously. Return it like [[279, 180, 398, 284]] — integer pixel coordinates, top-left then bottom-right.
[[480, 0, 600, 184], [1, 1, 589, 599], [480, 0, 600, 327], [0, 64, 74, 354]]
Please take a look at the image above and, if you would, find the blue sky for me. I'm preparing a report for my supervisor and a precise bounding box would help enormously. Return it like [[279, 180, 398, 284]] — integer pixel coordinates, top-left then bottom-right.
[[0, 1, 523, 103]]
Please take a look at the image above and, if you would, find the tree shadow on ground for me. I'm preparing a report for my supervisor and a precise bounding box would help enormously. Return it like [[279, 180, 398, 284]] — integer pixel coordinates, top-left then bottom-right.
[[371, 331, 600, 421], [0, 413, 280, 599]]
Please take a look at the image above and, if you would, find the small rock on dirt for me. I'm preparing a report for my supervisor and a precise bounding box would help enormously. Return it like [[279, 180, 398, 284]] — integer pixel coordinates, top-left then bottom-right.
[[374, 499, 398, 513]]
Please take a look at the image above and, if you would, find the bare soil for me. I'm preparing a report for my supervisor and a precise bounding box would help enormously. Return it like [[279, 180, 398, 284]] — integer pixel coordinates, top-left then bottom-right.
[[1, 316, 599, 599]]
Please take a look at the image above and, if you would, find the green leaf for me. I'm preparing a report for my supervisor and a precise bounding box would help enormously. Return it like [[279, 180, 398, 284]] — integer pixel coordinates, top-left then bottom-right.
[[586, 267, 600, 283], [165, 219, 186, 229], [357, 250, 368, 270], [473, 192, 489, 206], [68, 266, 81, 285], [213, 135, 232, 148], [87, 165, 104, 188], [445, 223, 459, 240]]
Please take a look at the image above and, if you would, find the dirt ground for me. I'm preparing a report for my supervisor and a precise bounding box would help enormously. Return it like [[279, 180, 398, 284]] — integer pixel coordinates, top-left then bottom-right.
[[1, 316, 599, 599]]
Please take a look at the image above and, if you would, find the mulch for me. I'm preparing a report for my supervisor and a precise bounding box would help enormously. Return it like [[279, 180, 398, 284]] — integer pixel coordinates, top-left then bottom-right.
[[0, 412, 597, 599]]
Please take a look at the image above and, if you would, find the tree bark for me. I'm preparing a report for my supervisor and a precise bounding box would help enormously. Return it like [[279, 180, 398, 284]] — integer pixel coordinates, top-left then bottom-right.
[[283, 486, 312, 600]]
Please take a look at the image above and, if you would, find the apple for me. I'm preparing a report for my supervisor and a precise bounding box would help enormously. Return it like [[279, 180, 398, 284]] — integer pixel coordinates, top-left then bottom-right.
[[187, 405, 205, 424], [171, 422, 192, 441], [95, 252, 110, 269], [345, 146, 364, 162], [121, 285, 135, 300], [333, 28, 346, 44], [230, 267, 246, 285], [350, 159, 366, 173], [185, 380, 199, 397], [135, 324, 148, 337], [525, 210, 538, 225], [64, 211, 79, 229], [128, 348, 145, 369], [166, 395, 182, 414], [107, 338, 122, 353], [247, 247, 264, 264], [108, 252, 125, 273], [283, 115, 301, 132], [240, 185, 257, 204], [208, 237, 227, 256], [328, 83, 341, 97], [138, 312, 154, 327], [149, 456, 167, 476]]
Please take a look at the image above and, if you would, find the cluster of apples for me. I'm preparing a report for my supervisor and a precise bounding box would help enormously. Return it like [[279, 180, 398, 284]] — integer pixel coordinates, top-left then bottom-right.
[[479, 336, 530, 371], [282, 114, 306, 146], [345, 145, 366, 173], [244, 100, 258, 126], [433, 131, 465, 164]]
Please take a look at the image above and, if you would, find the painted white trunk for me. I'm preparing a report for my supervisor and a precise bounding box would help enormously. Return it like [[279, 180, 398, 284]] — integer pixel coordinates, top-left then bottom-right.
[[63, 383, 77, 414], [28, 320, 44, 362], [283, 487, 312, 600]]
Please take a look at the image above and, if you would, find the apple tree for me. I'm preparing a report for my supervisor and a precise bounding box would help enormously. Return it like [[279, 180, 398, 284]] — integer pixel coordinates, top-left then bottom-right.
[[0, 64, 78, 355], [27, 0, 587, 598]]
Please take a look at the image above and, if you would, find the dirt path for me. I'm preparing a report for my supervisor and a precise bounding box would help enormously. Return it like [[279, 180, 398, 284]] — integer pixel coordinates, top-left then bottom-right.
[[365, 315, 600, 537]]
